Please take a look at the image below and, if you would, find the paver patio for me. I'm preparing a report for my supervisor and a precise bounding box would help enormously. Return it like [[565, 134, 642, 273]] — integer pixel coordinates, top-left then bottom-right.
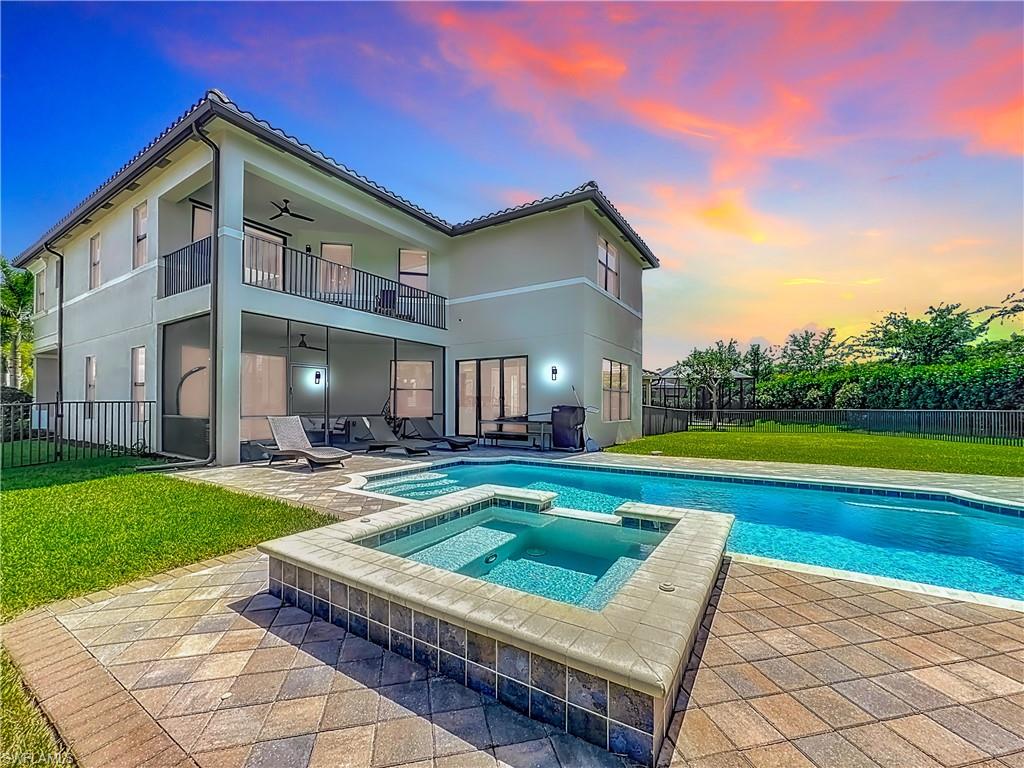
[[4, 453, 1022, 767]]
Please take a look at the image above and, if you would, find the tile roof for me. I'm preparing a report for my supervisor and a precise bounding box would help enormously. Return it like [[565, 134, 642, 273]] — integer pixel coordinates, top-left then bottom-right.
[[15, 90, 658, 268]]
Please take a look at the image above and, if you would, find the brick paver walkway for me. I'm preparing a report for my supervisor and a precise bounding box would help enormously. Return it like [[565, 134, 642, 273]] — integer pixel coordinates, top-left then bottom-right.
[[6, 551, 1022, 768]]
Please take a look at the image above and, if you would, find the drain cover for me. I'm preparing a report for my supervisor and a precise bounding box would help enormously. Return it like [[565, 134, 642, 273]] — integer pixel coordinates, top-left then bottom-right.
[[659, 582, 676, 592], [525, 548, 546, 557]]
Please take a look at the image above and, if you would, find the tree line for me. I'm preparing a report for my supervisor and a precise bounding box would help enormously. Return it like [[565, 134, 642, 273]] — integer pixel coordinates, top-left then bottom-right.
[[673, 291, 1023, 421]]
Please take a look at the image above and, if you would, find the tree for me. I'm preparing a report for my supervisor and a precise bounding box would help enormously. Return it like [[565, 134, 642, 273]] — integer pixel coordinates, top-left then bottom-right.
[[675, 339, 741, 429], [852, 291, 1024, 365], [0, 258, 34, 392], [778, 328, 842, 373], [741, 343, 774, 405]]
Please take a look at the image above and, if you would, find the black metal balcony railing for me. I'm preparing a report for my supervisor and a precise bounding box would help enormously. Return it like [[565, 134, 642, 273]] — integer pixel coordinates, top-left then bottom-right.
[[160, 236, 212, 297], [242, 234, 447, 329]]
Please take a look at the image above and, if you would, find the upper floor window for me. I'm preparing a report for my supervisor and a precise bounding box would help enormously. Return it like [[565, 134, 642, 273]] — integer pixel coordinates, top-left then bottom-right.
[[85, 355, 97, 417], [131, 346, 146, 421], [598, 237, 619, 298], [34, 264, 45, 313], [133, 202, 149, 268], [399, 249, 429, 292], [602, 358, 631, 422], [192, 205, 213, 242], [89, 234, 101, 290]]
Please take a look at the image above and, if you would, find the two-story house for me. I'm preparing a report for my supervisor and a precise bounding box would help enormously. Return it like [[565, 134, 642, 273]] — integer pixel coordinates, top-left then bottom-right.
[[14, 90, 659, 465]]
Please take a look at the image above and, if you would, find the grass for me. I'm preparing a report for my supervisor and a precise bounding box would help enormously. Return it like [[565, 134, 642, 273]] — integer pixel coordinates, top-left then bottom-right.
[[609, 431, 1024, 476], [1, 455, 332, 762]]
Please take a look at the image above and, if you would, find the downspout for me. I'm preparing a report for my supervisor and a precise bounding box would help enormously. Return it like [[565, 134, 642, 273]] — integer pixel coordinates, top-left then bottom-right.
[[43, 242, 64, 459], [138, 122, 219, 471]]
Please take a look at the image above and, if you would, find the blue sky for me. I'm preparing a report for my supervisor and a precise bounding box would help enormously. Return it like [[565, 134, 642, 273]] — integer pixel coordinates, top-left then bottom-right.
[[3, 2, 1021, 365]]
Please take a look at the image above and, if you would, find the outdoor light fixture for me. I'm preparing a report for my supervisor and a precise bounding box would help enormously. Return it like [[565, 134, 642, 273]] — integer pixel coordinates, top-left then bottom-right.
[[314, 370, 322, 385], [551, 365, 558, 381]]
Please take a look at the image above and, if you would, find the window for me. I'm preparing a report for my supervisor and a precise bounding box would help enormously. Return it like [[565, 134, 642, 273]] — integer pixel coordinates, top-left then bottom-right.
[[399, 249, 429, 292], [34, 264, 45, 313], [602, 359, 631, 421], [89, 234, 101, 290], [320, 243, 353, 294], [132, 202, 149, 268], [597, 237, 619, 297], [131, 346, 146, 421], [85, 356, 96, 418], [455, 356, 528, 436], [391, 360, 433, 418], [192, 205, 213, 241]]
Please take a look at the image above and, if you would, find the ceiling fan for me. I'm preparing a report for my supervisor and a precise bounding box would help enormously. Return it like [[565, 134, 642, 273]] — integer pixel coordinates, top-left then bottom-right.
[[280, 333, 326, 352], [269, 198, 315, 223]]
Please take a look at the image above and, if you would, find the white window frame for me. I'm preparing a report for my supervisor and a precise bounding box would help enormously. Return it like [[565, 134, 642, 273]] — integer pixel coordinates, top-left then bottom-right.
[[85, 356, 97, 418], [34, 264, 46, 313], [597, 237, 619, 298], [131, 346, 146, 421], [398, 248, 429, 292], [89, 234, 101, 290], [602, 358, 631, 422], [133, 202, 149, 269]]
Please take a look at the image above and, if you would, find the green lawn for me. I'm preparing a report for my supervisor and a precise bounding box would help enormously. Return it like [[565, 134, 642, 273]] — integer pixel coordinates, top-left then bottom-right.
[[1, 456, 333, 761], [609, 431, 1024, 476]]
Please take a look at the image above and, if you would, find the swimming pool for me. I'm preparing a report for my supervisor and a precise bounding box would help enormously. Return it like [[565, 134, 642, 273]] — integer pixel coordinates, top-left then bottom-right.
[[369, 505, 663, 609], [363, 461, 1024, 600]]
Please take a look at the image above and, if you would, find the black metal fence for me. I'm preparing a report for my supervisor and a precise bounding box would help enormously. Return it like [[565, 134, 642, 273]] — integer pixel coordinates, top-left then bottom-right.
[[243, 234, 448, 329], [641, 406, 1024, 445], [160, 237, 212, 297], [1, 400, 157, 469]]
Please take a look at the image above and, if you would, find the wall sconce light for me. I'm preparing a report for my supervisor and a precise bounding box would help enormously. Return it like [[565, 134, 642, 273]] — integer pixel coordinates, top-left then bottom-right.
[[551, 366, 558, 381], [314, 371, 322, 385], [305, 244, 312, 254]]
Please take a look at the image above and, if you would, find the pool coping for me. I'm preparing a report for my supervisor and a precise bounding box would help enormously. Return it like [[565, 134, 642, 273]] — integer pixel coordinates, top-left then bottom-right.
[[258, 484, 734, 700], [335, 454, 1024, 515]]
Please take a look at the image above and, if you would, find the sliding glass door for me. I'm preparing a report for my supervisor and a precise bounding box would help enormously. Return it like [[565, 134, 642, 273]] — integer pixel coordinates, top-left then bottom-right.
[[455, 356, 528, 436]]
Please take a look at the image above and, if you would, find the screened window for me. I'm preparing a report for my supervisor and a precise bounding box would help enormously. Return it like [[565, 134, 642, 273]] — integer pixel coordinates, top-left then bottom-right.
[[321, 243, 353, 294], [34, 265, 45, 313], [85, 356, 97, 418], [399, 249, 429, 292], [89, 234, 101, 290], [192, 205, 213, 241], [131, 346, 146, 421], [391, 360, 433, 418], [602, 359, 631, 421], [133, 202, 149, 268], [597, 237, 619, 297]]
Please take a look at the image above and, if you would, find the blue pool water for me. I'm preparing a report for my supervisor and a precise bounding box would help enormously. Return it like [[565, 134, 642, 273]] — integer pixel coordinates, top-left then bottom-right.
[[373, 507, 663, 609], [365, 462, 1024, 600]]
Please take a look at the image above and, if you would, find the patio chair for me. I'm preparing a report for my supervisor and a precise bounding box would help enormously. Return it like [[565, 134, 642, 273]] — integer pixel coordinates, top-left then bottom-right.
[[363, 416, 435, 456], [408, 417, 476, 451], [266, 416, 352, 472]]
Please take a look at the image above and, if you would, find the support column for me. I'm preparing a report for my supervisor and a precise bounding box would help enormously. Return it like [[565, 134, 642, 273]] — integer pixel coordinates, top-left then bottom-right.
[[214, 137, 245, 465]]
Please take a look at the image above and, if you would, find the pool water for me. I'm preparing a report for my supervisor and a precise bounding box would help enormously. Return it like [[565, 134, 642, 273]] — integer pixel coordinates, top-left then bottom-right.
[[372, 507, 663, 609], [365, 462, 1024, 600]]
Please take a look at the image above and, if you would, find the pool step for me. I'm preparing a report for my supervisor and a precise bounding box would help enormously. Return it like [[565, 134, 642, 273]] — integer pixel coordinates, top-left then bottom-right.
[[405, 525, 518, 571], [542, 507, 622, 526]]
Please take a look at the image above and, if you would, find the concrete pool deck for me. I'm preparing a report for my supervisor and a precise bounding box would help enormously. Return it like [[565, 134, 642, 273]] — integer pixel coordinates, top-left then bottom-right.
[[4, 453, 1023, 767]]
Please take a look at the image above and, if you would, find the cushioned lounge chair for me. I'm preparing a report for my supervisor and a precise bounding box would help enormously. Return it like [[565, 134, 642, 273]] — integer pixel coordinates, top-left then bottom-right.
[[408, 418, 476, 451], [363, 416, 434, 456], [267, 416, 352, 472]]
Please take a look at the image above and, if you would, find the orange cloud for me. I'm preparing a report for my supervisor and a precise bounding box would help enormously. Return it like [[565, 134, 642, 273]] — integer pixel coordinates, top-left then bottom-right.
[[931, 237, 993, 254]]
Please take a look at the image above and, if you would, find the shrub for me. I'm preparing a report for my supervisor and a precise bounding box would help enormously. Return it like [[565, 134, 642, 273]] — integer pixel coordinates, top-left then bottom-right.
[[833, 381, 864, 409]]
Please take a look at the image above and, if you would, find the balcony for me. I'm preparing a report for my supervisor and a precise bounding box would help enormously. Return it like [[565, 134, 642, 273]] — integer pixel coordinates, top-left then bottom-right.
[[241, 234, 447, 329], [160, 237, 212, 298]]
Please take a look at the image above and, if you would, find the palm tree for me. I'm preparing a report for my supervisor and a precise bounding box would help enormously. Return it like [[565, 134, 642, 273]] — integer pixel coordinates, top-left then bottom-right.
[[1, 258, 35, 392]]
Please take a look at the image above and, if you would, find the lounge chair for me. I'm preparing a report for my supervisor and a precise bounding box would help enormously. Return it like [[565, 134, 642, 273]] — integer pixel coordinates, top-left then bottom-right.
[[408, 417, 476, 451], [266, 416, 352, 472], [363, 416, 434, 456]]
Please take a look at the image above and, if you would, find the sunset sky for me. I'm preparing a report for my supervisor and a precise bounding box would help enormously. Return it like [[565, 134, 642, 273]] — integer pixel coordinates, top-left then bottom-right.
[[3, 2, 1021, 367]]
